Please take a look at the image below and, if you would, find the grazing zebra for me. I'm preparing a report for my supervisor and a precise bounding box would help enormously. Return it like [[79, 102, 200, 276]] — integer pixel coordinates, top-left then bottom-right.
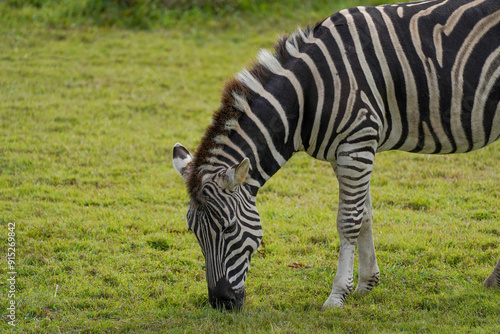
[[173, 0, 500, 310]]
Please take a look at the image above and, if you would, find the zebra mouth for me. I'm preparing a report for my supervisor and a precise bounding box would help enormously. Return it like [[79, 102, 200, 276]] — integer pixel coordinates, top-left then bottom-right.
[[209, 279, 246, 311]]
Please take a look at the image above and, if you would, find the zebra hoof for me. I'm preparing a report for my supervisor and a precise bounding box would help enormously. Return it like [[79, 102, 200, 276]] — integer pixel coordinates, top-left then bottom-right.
[[354, 272, 380, 294], [353, 286, 372, 295], [483, 275, 497, 288], [483, 258, 500, 288], [322, 294, 345, 309]]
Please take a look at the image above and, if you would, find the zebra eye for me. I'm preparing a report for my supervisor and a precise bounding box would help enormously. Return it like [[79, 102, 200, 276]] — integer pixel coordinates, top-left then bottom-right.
[[224, 223, 236, 234], [224, 217, 237, 234]]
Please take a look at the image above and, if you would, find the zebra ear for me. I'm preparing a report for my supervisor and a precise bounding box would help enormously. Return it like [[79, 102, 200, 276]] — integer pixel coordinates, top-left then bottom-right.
[[224, 158, 250, 190], [172, 143, 193, 180]]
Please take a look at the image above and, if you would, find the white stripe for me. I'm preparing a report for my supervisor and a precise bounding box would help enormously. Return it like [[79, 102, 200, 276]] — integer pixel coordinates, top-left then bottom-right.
[[232, 93, 287, 167], [421, 121, 436, 153], [236, 69, 290, 141], [376, 6, 420, 152], [358, 7, 402, 152], [433, 0, 489, 67], [345, 10, 385, 118], [409, 0, 452, 153], [397, 6, 404, 18], [298, 33, 342, 160], [257, 49, 305, 151], [285, 35, 325, 154], [235, 125, 271, 181], [360, 90, 382, 130], [322, 19, 359, 134], [209, 147, 238, 165], [407, 0, 436, 7]]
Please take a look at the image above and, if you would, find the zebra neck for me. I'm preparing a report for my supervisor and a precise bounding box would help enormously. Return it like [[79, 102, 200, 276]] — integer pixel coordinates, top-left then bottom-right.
[[209, 81, 300, 194], [193, 31, 326, 196]]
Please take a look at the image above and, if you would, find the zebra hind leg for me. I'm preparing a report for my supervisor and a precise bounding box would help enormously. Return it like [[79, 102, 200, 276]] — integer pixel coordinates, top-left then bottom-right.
[[483, 258, 500, 288]]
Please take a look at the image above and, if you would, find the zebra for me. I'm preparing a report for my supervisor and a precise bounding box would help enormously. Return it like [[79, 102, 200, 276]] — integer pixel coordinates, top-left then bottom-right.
[[172, 0, 500, 310]]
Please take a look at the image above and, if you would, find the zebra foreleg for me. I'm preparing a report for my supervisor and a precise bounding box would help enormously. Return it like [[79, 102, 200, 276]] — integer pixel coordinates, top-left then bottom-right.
[[354, 188, 380, 294], [323, 144, 375, 308], [323, 232, 356, 308]]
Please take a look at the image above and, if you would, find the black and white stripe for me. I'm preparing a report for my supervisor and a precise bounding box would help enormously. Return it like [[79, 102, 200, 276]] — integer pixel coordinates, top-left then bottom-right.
[[174, 0, 500, 310]]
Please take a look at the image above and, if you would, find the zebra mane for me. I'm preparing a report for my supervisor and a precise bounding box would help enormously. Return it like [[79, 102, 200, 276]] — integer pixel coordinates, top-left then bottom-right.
[[187, 25, 316, 199]]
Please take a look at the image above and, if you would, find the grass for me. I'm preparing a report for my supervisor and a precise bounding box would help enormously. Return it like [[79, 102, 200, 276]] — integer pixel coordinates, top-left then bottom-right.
[[1, 1, 499, 333]]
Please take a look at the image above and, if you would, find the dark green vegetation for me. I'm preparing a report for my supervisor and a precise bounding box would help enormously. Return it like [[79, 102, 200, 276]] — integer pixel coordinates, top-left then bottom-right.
[[0, 0, 394, 29], [1, 1, 499, 332]]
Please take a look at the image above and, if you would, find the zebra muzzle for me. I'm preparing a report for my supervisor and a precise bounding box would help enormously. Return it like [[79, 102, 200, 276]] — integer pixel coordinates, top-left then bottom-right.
[[208, 278, 245, 311]]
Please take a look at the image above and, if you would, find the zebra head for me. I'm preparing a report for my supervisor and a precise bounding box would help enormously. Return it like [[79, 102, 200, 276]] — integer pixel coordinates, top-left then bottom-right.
[[172, 143, 262, 310]]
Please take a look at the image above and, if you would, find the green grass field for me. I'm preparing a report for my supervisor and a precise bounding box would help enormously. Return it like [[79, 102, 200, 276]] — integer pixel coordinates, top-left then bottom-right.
[[1, 1, 499, 333]]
